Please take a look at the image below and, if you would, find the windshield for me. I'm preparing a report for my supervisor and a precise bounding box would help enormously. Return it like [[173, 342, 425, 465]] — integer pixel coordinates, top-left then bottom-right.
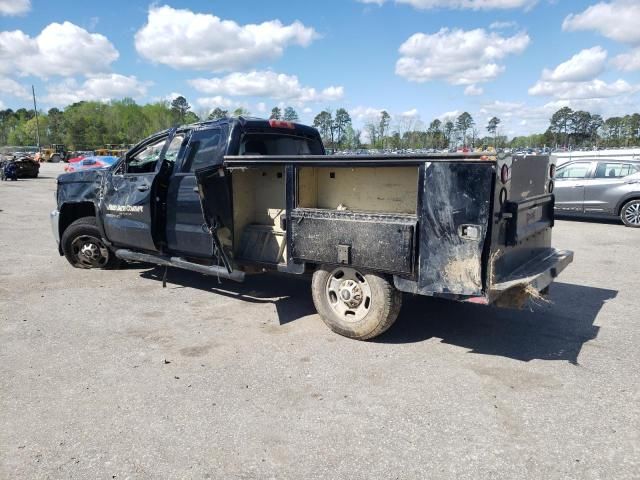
[[240, 133, 323, 156]]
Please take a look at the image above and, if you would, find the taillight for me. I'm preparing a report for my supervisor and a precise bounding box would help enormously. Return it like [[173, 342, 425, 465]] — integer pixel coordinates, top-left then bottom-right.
[[549, 164, 556, 178], [500, 164, 511, 184], [268, 119, 295, 129]]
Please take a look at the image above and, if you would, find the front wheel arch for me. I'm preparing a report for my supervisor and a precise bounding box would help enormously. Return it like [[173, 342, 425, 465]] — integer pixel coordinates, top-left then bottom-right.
[[620, 199, 640, 228], [59, 202, 97, 240]]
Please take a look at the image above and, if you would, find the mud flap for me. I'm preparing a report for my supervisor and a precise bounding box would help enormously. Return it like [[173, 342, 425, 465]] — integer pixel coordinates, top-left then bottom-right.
[[194, 166, 234, 273]]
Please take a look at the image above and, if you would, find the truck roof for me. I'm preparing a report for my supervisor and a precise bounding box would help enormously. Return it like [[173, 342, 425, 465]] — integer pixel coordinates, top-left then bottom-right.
[[188, 116, 321, 138]]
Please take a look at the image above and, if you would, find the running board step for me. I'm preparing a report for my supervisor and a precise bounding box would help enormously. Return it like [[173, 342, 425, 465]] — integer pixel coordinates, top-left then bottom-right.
[[115, 249, 245, 283]]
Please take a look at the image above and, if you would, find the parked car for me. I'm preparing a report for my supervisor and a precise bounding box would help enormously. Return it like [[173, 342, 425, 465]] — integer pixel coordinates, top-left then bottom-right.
[[554, 159, 640, 227], [1, 155, 40, 178]]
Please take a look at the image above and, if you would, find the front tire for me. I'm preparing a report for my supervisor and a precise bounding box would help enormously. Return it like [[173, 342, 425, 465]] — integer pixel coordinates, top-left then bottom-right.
[[61, 217, 117, 269], [311, 265, 402, 340], [621, 200, 640, 228]]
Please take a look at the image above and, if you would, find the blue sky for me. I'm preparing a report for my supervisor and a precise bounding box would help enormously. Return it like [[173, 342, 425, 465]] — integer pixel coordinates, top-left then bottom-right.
[[1, 0, 640, 137]]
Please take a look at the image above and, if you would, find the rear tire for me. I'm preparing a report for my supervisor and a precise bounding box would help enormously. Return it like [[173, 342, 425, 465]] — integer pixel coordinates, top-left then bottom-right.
[[620, 200, 640, 228], [311, 265, 402, 340], [50, 154, 61, 163], [61, 216, 118, 269]]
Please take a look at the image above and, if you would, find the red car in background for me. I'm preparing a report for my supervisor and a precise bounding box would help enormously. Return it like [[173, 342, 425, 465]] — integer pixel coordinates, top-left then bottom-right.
[[64, 156, 119, 173]]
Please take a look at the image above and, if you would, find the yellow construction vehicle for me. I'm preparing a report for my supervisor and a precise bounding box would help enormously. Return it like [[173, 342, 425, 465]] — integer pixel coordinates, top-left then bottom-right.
[[39, 144, 66, 163]]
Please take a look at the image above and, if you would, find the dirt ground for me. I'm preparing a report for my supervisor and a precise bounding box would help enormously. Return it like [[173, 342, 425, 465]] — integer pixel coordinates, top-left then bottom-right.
[[1, 163, 638, 479]]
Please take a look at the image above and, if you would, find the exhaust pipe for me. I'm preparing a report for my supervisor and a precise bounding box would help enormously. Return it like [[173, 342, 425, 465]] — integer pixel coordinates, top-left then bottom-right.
[[115, 249, 245, 282]]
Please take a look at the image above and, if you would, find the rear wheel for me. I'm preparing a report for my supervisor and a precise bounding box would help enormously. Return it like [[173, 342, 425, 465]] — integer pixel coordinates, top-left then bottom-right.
[[311, 265, 402, 340], [50, 154, 61, 163], [621, 200, 640, 228], [61, 217, 117, 269]]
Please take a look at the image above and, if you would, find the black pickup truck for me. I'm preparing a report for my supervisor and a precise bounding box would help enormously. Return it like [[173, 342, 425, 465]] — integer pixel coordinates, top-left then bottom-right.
[[52, 117, 573, 340]]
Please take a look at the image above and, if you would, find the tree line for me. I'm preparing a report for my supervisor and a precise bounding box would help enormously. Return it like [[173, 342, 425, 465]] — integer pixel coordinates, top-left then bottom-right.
[[1, 95, 639, 151]]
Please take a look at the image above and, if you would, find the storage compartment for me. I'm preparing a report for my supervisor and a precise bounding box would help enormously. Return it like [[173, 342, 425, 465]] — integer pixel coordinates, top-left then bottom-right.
[[298, 166, 419, 214], [290, 209, 416, 274], [231, 167, 286, 264]]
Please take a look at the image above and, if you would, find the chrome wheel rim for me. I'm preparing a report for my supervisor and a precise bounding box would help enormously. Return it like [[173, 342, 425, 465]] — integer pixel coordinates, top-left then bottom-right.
[[325, 267, 372, 322], [624, 203, 640, 225], [71, 235, 110, 268]]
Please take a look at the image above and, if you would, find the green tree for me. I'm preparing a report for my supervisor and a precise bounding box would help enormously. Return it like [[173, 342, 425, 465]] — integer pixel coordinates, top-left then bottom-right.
[[208, 108, 228, 120], [378, 110, 391, 148], [455, 112, 474, 147], [443, 120, 455, 148], [427, 119, 442, 149], [283, 107, 299, 122], [170, 96, 191, 124], [487, 116, 501, 148], [333, 108, 351, 147], [313, 111, 333, 146], [270, 107, 282, 120], [233, 107, 250, 117]]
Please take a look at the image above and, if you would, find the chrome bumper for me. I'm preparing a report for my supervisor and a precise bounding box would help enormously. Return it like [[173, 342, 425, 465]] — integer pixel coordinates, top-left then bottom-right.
[[50, 209, 60, 245]]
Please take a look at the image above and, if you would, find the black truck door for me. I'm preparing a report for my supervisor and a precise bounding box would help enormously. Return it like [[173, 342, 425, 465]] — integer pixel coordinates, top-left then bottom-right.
[[100, 130, 182, 251], [194, 164, 234, 272], [166, 127, 224, 257]]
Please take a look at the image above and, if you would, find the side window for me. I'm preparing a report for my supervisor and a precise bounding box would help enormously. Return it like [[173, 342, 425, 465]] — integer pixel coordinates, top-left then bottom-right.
[[182, 129, 222, 173], [594, 162, 628, 178], [124, 138, 166, 174], [164, 135, 185, 166], [121, 135, 185, 175], [556, 162, 592, 179]]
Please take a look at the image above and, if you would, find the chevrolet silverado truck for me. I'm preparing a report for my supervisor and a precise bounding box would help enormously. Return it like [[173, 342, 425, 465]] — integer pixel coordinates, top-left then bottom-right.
[[51, 117, 573, 340]]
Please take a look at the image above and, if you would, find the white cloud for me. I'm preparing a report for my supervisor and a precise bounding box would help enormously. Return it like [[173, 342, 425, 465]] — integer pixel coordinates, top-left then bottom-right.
[[135, 5, 317, 72], [612, 48, 640, 71], [563, 1, 640, 45], [0, 76, 30, 99], [541, 46, 607, 82], [0, 0, 30, 16], [357, 0, 536, 10], [401, 108, 419, 117], [528, 78, 637, 100], [490, 21, 518, 30], [395, 28, 530, 86], [195, 96, 235, 110], [44, 74, 149, 105], [438, 110, 461, 122], [349, 106, 386, 122], [256, 102, 267, 113], [0, 22, 118, 78], [189, 71, 344, 104], [464, 84, 484, 96]]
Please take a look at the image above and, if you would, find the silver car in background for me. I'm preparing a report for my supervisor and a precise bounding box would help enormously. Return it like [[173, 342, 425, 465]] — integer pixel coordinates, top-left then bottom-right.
[[554, 159, 640, 227]]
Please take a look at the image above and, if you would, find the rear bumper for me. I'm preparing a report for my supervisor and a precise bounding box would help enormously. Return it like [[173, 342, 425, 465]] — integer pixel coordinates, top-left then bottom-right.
[[489, 248, 574, 303]]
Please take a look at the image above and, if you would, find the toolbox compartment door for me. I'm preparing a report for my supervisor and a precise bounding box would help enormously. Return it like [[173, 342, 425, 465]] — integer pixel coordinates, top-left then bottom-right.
[[290, 208, 416, 275], [417, 162, 494, 296]]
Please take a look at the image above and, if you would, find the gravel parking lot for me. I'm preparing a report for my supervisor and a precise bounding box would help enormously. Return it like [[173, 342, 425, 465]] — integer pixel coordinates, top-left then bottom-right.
[[1, 163, 638, 479]]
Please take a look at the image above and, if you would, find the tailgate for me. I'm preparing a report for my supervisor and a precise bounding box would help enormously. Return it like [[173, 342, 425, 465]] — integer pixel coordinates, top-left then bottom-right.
[[487, 154, 572, 301]]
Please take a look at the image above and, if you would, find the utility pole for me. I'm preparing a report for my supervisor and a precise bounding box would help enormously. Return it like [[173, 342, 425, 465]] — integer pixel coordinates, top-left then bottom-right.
[[32, 85, 41, 151]]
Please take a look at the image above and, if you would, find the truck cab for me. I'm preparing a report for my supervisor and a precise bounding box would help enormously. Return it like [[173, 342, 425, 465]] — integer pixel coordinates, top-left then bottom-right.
[[54, 117, 323, 264]]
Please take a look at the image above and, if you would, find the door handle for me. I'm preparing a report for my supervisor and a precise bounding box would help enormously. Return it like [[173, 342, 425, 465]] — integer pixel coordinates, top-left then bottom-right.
[[192, 187, 200, 193], [572, 185, 584, 188], [137, 185, 150, 192]]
